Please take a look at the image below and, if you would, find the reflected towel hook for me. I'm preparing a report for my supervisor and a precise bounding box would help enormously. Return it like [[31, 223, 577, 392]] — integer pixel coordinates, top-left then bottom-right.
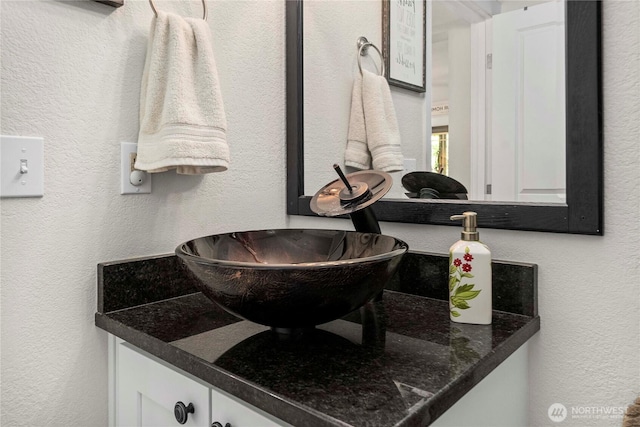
[[148, 0, 208, 20], [357, 36, 385, 77]]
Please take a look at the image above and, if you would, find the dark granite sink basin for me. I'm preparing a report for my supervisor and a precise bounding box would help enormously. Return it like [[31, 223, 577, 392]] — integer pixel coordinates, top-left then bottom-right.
[[176, 229, 408, 329]]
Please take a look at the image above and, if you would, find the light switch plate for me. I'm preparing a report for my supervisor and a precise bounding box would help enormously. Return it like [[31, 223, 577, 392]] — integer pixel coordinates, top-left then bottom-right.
[[1, 135, 44, 198], [121, 142, 151, 194], [403, 158, 417, 174]]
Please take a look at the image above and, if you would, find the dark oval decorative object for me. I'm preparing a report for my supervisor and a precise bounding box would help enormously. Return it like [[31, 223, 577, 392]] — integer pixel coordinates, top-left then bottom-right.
[[401, 171, 468, 199], [176, 229, 408, 328]]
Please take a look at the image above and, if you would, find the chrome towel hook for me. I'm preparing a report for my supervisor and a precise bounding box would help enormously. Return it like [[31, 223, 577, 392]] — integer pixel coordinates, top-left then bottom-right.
[[357, 36, 385, 77], [148, 0, 208, 20]]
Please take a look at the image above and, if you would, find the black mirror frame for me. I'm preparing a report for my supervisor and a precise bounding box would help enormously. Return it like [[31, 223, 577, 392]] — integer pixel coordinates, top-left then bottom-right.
[[287, 0, 602, 235]]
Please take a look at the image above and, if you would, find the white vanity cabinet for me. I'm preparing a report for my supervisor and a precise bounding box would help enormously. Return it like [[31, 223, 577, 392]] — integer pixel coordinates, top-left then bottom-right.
[[113, 338, 288, 427], [111, 335, 529, 427]]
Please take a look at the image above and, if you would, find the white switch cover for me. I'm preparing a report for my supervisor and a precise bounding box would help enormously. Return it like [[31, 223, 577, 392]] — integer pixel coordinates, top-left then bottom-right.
[[121, 142, 151, 194], [403, 158, 417, 174], [1, 135, 44, 198]]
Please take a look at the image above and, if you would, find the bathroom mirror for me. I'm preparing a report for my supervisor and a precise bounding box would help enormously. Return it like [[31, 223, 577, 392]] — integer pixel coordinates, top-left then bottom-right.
[[287, 0, 602, 234]]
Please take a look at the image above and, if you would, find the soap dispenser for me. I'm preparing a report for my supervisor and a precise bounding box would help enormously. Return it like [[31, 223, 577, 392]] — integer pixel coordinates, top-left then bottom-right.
[[449, 212, 492, 324]]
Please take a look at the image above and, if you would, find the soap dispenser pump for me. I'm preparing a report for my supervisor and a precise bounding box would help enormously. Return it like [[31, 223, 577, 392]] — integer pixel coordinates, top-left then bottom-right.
[[449, 212, 492, 324]]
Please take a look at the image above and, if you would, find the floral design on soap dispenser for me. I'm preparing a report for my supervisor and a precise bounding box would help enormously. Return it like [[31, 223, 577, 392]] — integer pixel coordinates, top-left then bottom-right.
[[449, 211, 492, 324], [449, 247, 482, 318]]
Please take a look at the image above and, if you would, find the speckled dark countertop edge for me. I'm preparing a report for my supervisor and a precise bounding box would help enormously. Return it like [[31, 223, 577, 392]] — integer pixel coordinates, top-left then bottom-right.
[[95, 251, 540, 427]]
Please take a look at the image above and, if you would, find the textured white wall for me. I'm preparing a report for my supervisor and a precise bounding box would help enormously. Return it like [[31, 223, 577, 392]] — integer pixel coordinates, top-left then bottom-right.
[[292, 1, 640, 426], [0, 1, 285, 425], [431, 38, 449, 106], [1, 0, 638, 426]]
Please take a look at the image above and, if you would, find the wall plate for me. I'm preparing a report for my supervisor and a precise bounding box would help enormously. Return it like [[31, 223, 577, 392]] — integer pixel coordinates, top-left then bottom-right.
[[403, 158, 417, 174], [121, 142, 151, 194], [1, 135, 44, 198]]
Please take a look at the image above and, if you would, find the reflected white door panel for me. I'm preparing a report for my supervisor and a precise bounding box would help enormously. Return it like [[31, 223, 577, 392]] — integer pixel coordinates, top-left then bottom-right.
[[491, 1, 566, 203]]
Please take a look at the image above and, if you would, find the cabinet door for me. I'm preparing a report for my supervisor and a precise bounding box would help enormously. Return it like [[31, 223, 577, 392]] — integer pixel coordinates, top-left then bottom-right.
[[210, 386, 288, 427], [117, 343, 210, 427]]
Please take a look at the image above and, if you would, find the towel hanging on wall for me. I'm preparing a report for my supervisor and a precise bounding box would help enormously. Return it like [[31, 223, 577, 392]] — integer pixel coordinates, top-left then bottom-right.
[[135, 10, 229, 174], [345, 69, 403, 173], [345, 37, 402, 173], [362, 70, 403, 172], [344, 73, 370, 170]]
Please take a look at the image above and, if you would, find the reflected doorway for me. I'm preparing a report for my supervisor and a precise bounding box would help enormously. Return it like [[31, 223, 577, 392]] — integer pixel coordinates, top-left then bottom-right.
[[431, 126, 449, 176], [431, 0, 566, 203]]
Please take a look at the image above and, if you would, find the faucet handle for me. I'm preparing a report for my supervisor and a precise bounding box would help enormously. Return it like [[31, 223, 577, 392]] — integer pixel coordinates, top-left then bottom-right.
[[311, 166, 392, 234]]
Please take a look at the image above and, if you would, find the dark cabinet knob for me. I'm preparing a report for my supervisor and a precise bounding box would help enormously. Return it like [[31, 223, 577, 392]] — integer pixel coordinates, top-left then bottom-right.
[[174, 401, 195, 424], [211, 423, 231, 427]]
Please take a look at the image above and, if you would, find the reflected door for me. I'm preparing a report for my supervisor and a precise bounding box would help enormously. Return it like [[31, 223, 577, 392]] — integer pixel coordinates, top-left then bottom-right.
[[490, 1, 566, 203]]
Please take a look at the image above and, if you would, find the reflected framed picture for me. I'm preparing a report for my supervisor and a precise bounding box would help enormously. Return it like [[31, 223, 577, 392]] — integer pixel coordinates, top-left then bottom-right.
[[382, 0, 427, 92]]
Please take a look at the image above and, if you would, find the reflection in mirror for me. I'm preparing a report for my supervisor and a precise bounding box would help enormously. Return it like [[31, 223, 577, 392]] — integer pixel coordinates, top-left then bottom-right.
[[304, 0, 425, 200], [287, 0, 603, 234], [304, 0, 566, 204], [432, 0, 566, 203]]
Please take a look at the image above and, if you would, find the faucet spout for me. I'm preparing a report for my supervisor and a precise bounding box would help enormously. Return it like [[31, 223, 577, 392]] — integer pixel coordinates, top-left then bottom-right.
[[349, 207, 381, 234]]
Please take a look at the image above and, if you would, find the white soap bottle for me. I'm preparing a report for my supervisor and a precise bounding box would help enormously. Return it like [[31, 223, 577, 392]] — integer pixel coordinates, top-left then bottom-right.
[[449, 212, 492, 324]]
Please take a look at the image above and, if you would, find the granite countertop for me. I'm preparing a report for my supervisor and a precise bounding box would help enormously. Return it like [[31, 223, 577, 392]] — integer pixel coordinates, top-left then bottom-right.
[[95, 251, 539, 427]]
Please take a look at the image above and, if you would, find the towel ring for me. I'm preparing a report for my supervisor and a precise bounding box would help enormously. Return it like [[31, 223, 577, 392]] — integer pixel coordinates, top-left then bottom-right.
[[148, 0, 208, 20], [357, 36, 385, 77]]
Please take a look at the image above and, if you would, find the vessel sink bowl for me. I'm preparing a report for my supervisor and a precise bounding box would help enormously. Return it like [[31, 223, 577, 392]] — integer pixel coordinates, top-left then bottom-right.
[[176, 229, 408, 328]]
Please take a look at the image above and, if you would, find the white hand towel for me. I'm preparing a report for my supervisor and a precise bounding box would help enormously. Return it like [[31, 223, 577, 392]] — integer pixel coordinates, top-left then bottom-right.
[[344, 70, 403, 172], [135, 11, 229, 175], [362, 70, 403, 172], [344, 73, 371, 170]]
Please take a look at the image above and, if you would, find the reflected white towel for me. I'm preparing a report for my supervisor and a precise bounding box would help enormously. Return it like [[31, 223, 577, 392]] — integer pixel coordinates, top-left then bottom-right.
[[135, 11, 229, 174], [344, 70, 403, 172], [362, 70, 403, 172], [344, 73, 371, 170]]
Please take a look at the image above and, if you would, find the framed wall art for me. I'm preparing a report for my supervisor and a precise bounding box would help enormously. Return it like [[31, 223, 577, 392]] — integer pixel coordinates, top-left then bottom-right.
[[382, 0, 427, 92]]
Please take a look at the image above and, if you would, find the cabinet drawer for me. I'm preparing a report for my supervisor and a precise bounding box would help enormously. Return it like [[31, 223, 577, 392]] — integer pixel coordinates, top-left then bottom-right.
[[117, 343, 210, 427]]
